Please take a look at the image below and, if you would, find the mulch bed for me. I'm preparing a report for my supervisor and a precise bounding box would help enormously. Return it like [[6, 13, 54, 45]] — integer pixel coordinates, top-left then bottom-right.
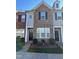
[[27, 44, 63, 53], [29, 43, 58, 48]]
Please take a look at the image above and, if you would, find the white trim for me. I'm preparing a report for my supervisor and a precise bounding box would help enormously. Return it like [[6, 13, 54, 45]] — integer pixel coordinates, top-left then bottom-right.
[[36, 28, 50, 39], [53, 26, 63, 42], [16, 29, 24, 37]]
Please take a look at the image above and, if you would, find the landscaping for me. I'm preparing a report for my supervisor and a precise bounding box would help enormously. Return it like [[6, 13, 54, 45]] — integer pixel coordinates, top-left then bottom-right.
[[27, 47, 63, 53], [16, 36, 25, 52], [27, 38, 63, 53]]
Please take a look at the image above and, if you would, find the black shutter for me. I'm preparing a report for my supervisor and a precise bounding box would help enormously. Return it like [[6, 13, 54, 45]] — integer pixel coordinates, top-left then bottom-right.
[[55, 12, 57, 20], [39, 12, 40, 20], [62, 12, 63, 20], [46, 12, 48, 19]]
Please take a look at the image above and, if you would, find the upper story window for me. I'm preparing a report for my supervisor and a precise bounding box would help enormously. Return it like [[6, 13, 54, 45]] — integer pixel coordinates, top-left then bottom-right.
[[16, 15, 18, 19], [39, 11, 48, 20], [29, 15, 32, 19], [22, 14, 25, 19], [16, 15, 18, 22], [18, 15, 21, 22], [41, 11, 46, 20], [21, 14, 25, 22], [55, 11, 62, 20], [56, 3, 59, 8]]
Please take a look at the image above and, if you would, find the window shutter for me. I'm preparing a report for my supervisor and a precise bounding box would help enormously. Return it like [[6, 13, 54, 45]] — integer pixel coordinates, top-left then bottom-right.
[[55, 12, 57, 20], [62, 12, 63, 20], [39, 12, 40, 20], [18, 15, 21, 22], [46, 12, 48, 19]]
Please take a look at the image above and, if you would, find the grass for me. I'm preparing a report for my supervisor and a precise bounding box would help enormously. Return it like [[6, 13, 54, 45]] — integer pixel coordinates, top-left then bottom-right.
[[16, 37, 25, 52], [27, 47, 63, 54]]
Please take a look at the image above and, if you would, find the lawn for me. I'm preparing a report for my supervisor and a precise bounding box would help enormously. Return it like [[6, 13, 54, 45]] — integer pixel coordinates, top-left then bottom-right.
[[27, 47, 63, 53], [16, 37, 25, 52]]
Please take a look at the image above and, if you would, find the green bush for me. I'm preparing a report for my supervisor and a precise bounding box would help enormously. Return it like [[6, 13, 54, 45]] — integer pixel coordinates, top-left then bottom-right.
[[41, 39, 45, 43], [16, 37, 25, 52], [37, 41, 43, 46], [28, 47, 63, 53], [48, 38, 56, 45], [16, 36, 21, 39], [20, 38, 25, 42]]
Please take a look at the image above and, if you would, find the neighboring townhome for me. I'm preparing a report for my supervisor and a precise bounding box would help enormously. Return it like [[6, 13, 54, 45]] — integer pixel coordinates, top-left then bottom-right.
[[16, 11, 26, 38], [52, 0, 63, 43]]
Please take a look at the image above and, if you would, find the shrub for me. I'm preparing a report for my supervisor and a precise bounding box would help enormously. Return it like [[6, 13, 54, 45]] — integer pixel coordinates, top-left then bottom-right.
[[41, 39, 46, 45], [16, 36, 21, 42], [38, 41, 43, 46], [48, 38, 56, 45], [33, 39, 38, 44], [16, 37, 25, 52], [20, 37, 25, 42], [41, 39, 45, 43], [16, 36, 21, 39]]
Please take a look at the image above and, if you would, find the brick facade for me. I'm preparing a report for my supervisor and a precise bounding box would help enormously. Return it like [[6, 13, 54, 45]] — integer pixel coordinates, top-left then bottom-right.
[[33, 4, 53, 39], [16, 12, 26, 29]]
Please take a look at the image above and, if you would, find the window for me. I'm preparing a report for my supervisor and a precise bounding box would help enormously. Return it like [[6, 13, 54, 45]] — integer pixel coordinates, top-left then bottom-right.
[[55, 12, 57, 20], [56, 3, 59, 8], [22, 15, 25, 19], [39, 11, 48, 20], [18, 15, 21, 22], [41, 11, 46, 20], [37, 28, 50, 38], [16, 15, 18, 19], [29, 15, 32, 19], [41, 33, 45, 38], [21, 15, 25, 22], [55, 11, 62, 20]]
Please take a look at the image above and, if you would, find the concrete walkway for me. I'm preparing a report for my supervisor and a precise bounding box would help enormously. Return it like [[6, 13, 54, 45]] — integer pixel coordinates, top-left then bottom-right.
[[16, 46, 63, 59]]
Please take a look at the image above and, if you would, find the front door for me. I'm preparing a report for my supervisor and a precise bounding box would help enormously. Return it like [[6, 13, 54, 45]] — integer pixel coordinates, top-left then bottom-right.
[[55, 28, 61, 41], [29, 29, 33, 41]]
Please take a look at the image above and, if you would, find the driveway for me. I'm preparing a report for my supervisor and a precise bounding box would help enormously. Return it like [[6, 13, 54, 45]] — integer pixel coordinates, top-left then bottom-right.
[[16, 46, 63, 59]]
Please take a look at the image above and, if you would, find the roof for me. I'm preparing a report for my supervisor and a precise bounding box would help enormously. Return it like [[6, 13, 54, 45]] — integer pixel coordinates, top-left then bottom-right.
[[33, 1, 52, 10]]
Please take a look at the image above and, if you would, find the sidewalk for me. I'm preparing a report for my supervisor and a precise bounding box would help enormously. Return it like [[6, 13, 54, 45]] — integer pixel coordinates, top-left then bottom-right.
[[16, 46, 63, 59]]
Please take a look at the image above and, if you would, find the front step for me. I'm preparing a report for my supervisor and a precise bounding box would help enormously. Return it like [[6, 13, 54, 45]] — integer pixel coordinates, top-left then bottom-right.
[[56, 42, 63, 48]]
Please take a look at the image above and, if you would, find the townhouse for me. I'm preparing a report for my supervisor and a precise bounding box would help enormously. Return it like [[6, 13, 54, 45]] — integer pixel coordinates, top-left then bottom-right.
[[16, 11, 26, 37], [16, 0, 63, 43]]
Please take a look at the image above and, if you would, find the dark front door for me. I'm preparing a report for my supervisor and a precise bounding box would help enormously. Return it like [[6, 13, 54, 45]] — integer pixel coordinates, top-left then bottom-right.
[[29, 29, 33, 41], [55, 30, 59, 41]]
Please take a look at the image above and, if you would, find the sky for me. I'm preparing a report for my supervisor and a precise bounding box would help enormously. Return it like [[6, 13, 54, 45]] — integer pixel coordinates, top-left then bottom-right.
[[16, 0, 63, 11]]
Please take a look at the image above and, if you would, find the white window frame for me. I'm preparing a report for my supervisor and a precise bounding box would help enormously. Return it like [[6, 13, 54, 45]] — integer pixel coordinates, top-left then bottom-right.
[[40, 11, 46, 20], [57, 11, 62, 20], [16, 15, 18, 21], [55, 11, 62, 20], [29, 15, 32, 19], [21, 15, 25, 22], [36, 28, 50, 39]]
